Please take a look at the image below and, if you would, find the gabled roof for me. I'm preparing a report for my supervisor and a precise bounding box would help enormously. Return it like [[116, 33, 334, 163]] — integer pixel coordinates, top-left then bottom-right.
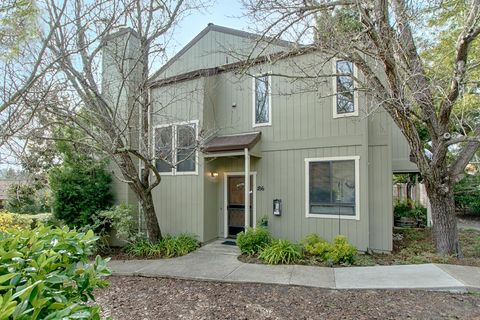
[[149, 23, 293, 82]]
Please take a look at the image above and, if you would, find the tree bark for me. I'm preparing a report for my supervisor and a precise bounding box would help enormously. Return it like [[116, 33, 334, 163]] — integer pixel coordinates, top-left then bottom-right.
[[141, 190, 162, 242], [425, 183, 459, 255]]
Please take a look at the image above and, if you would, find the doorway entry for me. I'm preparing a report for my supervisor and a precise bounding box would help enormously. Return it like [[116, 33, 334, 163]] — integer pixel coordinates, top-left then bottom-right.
[[224, 173, 256, 238]]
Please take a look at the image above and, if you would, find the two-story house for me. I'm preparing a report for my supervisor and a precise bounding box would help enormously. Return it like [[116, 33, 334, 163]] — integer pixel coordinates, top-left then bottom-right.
[[107, 24, 417, 252]]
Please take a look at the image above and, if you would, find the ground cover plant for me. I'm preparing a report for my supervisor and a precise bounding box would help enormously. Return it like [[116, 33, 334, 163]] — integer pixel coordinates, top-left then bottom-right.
[[258, 239, 303, 264], [355, 228, 480, 267], [237, 228, 358, 266], [123, 234, 199, 258], [0, 225, 111, 319]]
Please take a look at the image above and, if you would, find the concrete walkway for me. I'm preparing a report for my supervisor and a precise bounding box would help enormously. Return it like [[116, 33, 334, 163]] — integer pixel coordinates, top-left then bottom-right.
[[108, 239, 480, 292]]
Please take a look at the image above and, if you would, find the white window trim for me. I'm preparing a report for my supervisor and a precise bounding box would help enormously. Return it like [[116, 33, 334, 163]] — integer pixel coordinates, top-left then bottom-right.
[[304, 156, 360, 220], [152, 119, 199, 176], [252, 73, 272, 128], [332, 59, 359, 119]]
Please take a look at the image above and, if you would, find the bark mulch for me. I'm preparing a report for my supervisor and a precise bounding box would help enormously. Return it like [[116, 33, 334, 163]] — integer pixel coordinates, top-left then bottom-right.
[[95, 276, 480, 320]]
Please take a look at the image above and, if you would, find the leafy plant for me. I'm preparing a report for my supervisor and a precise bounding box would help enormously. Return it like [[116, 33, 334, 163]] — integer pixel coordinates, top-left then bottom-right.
[[258, 215, 269, 227], [236, 227, 272, 256], [259, 239, 302, 264], [454, 174, 480, 215], [83, 204, 138, 251], [0, 225, 110, 319], [301, 234, 331, 260], [163, 234, 199, 257], [325, 235, 357, 265], [394, 199, 427, 227], [124, 234, 199, 258], [124, 240, 164, 258]]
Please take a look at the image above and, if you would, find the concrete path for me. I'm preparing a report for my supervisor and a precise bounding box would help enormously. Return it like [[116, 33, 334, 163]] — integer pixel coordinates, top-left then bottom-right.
[[108, 239, 479, 292]]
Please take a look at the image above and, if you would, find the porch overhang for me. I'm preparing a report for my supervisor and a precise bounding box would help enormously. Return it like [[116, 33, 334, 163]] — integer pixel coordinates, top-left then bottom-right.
[[203, 132, 262, 158]]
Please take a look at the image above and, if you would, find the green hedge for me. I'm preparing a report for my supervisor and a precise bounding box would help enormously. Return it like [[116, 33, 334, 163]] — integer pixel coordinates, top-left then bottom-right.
[[0, 225, 110, 319]]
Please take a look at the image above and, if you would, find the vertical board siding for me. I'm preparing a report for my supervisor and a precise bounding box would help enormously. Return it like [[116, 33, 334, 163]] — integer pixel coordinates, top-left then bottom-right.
[[158, 30, 286, 79], [141, 32, 399, 251], [368, 145, 393, 251], [150, 78, 205, 240], [237, 146, 370, 250], [203, 157, 219, 242]]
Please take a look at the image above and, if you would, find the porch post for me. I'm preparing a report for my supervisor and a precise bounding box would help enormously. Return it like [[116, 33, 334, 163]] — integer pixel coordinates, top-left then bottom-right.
[[244, 147, 250, 229]]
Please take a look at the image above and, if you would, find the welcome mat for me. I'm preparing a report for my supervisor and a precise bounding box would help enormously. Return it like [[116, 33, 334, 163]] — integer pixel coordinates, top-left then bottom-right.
[[221, 240, 237, 246]]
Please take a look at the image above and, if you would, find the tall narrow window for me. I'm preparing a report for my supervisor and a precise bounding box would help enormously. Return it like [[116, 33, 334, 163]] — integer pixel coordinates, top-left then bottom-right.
[[334, 60, 356, 117], [176, 123, 196, 172], [253, 75, 271, 126], [155, 126, 173, 173], [305, 156, 359, 219]]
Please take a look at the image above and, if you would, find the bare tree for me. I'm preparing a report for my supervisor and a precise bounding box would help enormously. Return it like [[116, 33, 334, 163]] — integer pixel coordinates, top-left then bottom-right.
[[0, 0, 210, 242], [241, 0, 480, 254]]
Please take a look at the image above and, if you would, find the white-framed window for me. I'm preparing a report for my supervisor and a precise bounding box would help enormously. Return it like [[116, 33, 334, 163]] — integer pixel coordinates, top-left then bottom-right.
[[305, 156, 360, 220], [333, 60, 358, 118], [153, 120, 198, 175], [252, 74, 272, 127]]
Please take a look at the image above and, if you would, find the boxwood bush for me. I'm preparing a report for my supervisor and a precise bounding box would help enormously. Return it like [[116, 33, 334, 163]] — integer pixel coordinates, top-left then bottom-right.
[[301, 234, 357, 265], [236, 227, 272, 256], [0, 225, 110, 319]]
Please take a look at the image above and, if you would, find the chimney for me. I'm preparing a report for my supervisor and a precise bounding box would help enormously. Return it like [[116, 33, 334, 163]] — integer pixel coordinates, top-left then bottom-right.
[[101, 27, 142, 150]]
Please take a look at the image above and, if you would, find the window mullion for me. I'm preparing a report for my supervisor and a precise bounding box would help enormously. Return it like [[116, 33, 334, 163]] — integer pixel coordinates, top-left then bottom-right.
[[172, 125, 177, 175]]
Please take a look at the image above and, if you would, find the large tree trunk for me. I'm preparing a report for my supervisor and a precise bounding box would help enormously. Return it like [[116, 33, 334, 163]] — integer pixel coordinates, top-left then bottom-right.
[[425, 183, 459, 255], [141, 190, 162, 242]]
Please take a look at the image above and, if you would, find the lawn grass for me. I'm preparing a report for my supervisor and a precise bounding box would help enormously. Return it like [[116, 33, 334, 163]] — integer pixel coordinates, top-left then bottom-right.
[[355, 228, 480, 266]]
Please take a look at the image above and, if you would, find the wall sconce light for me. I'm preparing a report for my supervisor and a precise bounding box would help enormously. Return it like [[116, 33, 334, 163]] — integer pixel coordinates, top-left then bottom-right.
[[210, 171, 219, 178]]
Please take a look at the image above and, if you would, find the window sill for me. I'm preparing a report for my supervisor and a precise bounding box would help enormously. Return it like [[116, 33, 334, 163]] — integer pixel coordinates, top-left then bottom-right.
[[253, 122, 272, 128], [305, 213, 360, 220], [175, 171, 199, 176], [333, 112, 359, 119]]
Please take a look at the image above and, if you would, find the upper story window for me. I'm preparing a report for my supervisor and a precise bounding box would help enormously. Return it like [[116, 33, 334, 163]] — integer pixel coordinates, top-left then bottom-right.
[[305, 156, 360, 220], [253, 74, 272, 127], [333, 60, 358, 118], [154, 120, 198, 175]]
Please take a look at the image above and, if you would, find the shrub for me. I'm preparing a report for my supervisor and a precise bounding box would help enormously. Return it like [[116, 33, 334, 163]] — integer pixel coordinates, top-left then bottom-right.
[[394, 199, 427, 227], [0, 225, 110, 319], [259, 239, 303, 264], [325, 235, 357, 265], [236, 227, 272, 255], [301, 234, 331, 260], [0, 210, 33, 232], [125, 234, 199, 258], [49, 158, 113, 228], [84, 204, 137, 250], [455, 174, 480, 215]]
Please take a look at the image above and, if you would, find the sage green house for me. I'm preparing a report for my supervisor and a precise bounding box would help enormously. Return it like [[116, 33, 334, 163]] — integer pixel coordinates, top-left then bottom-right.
[[111, 24, 416, 252]]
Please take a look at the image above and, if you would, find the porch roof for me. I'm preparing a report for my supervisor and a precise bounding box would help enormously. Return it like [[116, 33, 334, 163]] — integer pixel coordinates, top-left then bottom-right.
[[203, 132, 261, 153]]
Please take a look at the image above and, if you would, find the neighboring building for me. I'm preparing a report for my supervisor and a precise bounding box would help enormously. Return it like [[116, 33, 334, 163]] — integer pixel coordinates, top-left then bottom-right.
[[105, 24, 417, 252]]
